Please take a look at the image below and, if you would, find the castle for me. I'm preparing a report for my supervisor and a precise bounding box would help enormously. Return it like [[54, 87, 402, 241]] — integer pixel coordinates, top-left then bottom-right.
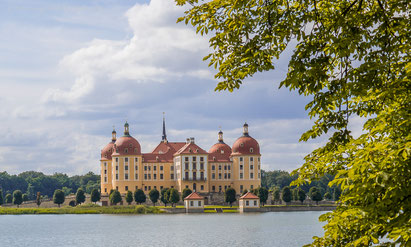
[[100, 118, 261, 196]]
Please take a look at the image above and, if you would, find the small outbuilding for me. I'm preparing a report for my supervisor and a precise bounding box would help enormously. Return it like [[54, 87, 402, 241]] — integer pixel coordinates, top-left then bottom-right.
[[184, 192, 205, 213], [239, 192, 260, 212]]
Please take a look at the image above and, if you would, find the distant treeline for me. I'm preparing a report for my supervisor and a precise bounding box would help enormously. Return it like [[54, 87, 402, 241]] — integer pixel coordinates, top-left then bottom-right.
[[0, 171, 100, 200], [261, 170, 338, 196]]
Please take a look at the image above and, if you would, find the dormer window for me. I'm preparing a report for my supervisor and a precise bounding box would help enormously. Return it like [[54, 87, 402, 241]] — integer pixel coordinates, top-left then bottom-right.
[[104, 154, 107, 158], [240, 143, 244, 147], [213, 157, 216, 161], [156, 156, 159, 161], [125, 148, 128, 154], [134, 148, 137, 153], [250, 148, 253, 153], [221, 149, 224, 154], [196, 149, 199, 153], [129, 144, 132, 148]]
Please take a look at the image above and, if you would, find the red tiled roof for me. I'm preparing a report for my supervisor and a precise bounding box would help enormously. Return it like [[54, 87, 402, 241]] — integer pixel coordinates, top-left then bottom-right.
[[184, 192, 204, 200], [175, 142, 208, 155], [209, 142, 232, 162], [240, 192, 259, 199], [112, 136, 141, 156], [142, 142, 187, 162], [231, 136, 260, 156], [101, 141, 115, 161]]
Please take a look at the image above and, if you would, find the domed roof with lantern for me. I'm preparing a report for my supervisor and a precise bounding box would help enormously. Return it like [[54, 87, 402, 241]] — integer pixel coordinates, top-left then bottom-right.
[[112, 121, 141, 156], [209, 130, 232, 162], [100, 128, 117, 161], [231, 123, 260, 156]]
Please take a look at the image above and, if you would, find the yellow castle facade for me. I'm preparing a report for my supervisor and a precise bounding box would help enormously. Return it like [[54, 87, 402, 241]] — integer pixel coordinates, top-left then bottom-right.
[[100, 119, 261, 195]]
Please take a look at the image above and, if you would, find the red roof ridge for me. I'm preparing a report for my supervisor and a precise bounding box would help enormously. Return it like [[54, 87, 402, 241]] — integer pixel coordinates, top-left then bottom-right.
[[184, 192, 204, 200], [240, 192, 259, 199]]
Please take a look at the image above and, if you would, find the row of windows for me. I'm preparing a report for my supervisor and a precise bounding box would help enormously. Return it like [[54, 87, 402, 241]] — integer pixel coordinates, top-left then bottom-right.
[[184, 163, 205, 170], [211, 173, 231, 180], [114, 173, 174, 181], [104, 185, 176, 193], [211, 165, 231, 171], [184, 156, 205, 162], [239, 157, 261, 162]]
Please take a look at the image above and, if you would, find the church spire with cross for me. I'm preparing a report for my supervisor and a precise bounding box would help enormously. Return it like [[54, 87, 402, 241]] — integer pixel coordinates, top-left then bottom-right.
[[162, 112, 167, 142]]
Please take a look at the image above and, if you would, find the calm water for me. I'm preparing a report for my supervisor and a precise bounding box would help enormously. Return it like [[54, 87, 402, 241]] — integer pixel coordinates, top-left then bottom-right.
[[0, 212, 326, 247]]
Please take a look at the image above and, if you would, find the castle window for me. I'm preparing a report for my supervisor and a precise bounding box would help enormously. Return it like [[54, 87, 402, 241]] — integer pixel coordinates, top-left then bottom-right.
[[144, 166, 147, 171], [258, 157, 260, 162], [125, 165, 128, 171], [116, 158, 119, 163], [250, 148, 253, 153], [240, 173, 243, 179], [125, 173, 129, 180], [228, 173, 231, 179], [125, 148, 128, 153], [125, 186, 128, 191], [193, 163, 196, 169], [200, 163, 204, 170], [134, 148, 137, 153], [170, 174, 174, 179], [135, 186, 138, 190], [196, 149, 199, 153], [185, 163, 189, 170], [200, 157, 204, 162], [240, 157, 243, 162], [185, 157, 189, 161], [218, 165, 222, 170], [246, 201, 249, 206], [213, 157, 216, 161], [125, 157, 128, 162], [240, 165, 243, 170], [148, 166, 151, 171], [250, 157, 254, 162], [135, 174, 138, 180], [254, 200, 257, 206], [135, 165, 138, 170], [224, 173, 227, 179], [250, 165, 253, 169], [221, 149, 224, 154], [250, 173, 254, 179], [144, 186, 147, 191], [190, 201, 194, 207], [148, 174, 151, 179], [160, 174, 163, 179], [228, 165, 231, 170], [193, 157, 196, 161], [212, 186, 215, 192], [219, 186, 222, 192], [153, 166, 157, 171], [218, 174, 222, 179], [104, 170, 107, 174], [154, 174, 157, 180], [212, 173, 215, 179], [104, 177, 107, 182], [104, 154, 107, 158], [170, 165, 174, 171], [129, 144, 132, 147], [135, 158, 138, 163], [250, 185, 253, 190], [116, 166, 119, 171], [240, 143, 244, 147], [201, 185, 204, 191], [144, 174, 147, 180], [258, 173, 260, 179], [224, 165, 227, 170], [105, 188, 107, 193], [160, 166, 163, 171], [116, 174, 118, 180], [212, 165, 215, 170], [240, 185, 243, 193]]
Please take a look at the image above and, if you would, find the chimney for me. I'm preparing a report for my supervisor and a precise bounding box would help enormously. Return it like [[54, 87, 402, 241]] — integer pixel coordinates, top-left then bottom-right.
[[190, 137, 195, 143], [186, 138, 190, 143]]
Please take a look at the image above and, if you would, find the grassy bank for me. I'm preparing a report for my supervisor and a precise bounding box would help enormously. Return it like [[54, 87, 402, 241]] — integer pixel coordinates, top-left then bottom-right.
[[0, 204, 162, 215]]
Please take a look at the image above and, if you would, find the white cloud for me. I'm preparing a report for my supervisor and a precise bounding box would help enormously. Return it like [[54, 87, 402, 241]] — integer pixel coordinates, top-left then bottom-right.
[[44, 0, 211, 104]]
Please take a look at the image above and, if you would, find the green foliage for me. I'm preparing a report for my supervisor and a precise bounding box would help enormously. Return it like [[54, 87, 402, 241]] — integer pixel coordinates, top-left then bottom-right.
[[333, 186, 341, 201], [182, 188, 192, 199], [134, 189, 146, 205], [61, 187, 72, 196], [12, 190, 23, 207], [53, 189, 65, 207], [90, 189, 101, 204], [109, 190, 122, 205], [224, 188, 236, 207], [0, 205, 162, 215], [0, 171, 100, 198], [168, 188, 180, 207], [149, 189, 160, 206], [241, 189, 248, 196], [0, 189, 3, 205], [160, 188, 169, 206], [297, 188, 306, 205], [36, 192, 41, 207], [125, 191, 133, 205], [272, 187, 281, 204], [5, 193, 12, 204], [22, 194, 29, 202], [324, 192, 332, 200], [256, 187, 269, 206], [177, 0, 410, 245], [281, 186, 292, 204], [75, 188, 86, 205], [309, 187, 323, 205]]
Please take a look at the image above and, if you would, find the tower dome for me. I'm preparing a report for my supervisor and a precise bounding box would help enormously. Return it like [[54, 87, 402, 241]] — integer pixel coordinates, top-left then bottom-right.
[[231, 123, 260, 155], [101, 127, 116, 160], [209, 130, 232, 155], [113, 122, 141, 155]]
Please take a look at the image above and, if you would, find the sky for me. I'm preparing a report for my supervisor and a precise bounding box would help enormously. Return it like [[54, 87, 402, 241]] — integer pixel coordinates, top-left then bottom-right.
[[0, 0, 335, 175]]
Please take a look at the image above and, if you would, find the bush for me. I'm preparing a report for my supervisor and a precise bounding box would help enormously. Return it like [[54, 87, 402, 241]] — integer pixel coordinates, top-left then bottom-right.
[[53, 189, 65, 207], [281, 186, 292, 204], [109, 190, 122, 205], [168, 188, 180, 207], [125, 191, 133, 205], [134, 189, 146, 205], [22, 194, 29, 202], [91, 189, 101, 204], [160, 188, 169, 206], [5, 193, 12, 204], [224, 188, 236, 207], [149, 189, 159, 206], [13, 190, 23, 208], [75, 188, 86, 205]]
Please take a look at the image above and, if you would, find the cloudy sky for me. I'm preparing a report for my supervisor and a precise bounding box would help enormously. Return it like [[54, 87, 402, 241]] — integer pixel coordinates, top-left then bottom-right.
[[0, 0, 332, 175]]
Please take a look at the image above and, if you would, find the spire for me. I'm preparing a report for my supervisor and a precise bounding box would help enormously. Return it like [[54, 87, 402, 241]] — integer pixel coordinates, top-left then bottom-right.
[[112, 126, 117, 142], [124, 121, 130, 136], [218, 126, 224, 143], [162, 112, 167, 142], [243, 122, 249, 136]]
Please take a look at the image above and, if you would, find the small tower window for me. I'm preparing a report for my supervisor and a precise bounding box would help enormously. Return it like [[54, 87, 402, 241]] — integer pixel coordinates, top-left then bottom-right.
[[134, 148, 137, 153], [250, 148, 253, 153], [129, 144, 132, 147], [221, 149, 224, 154], [125, 148, 128, 153], [240, 143, 244, 147]]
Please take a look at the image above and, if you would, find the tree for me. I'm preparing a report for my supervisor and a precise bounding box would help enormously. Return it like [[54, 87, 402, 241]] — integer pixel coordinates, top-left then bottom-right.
[[160, 188, 169, 207], [109, 190, 122, 205], [0, 189, 3, 206], [53, 189, 65, 207], [224, 188, 236, 207], [309, 187, 323, 205], [292, 188, 299, 201], [22, 194, 29, 202], [241, 189, 248, 196], [62, 187, 72, 196], [168, 188, 180, 207], [182, 188, 192, 199], [149, 188, 160, 206], [75, 188, 86, 205], [91, 189, 101, 204], [333, 187, 342, 201], [26, 184, 35, 200], [256, 187, 269, 206], [272, 187, 281, 204], [13, 190, 23, 208], [134, 189, 146, 205], [125, 191, 133, 205], [5, 193, 12, 204], [324, 192, 332, 201], [297, 188, 306, 205], [281, 186, 292, 205], [36, 192, 41, 208], [177, 0, 410, 245]]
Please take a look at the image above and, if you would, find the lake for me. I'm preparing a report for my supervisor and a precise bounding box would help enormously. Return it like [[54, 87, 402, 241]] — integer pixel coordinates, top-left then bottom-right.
[[0, 211, 326, 246]]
